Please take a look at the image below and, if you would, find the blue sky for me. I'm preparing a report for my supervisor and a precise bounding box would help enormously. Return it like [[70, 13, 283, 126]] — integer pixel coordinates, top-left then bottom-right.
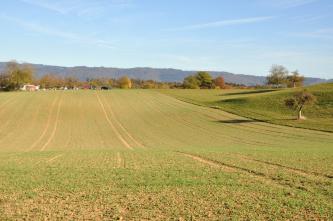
[[1, 0, 333, 78]]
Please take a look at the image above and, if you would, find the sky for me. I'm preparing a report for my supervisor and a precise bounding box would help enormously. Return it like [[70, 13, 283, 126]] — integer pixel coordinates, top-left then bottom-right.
[[0, 0, 333, 79]]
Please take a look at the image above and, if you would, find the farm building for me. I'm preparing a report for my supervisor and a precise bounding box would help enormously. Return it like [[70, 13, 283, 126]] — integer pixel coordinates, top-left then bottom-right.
[[21, 84, 40, 92]]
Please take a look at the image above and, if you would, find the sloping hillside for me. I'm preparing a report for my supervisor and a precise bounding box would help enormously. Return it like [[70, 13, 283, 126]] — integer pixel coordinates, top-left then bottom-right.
[[160, 83, 333, 132]]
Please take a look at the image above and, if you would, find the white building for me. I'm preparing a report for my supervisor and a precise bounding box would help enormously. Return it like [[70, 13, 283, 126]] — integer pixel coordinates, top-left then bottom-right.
[[21, 84, 40, 91]]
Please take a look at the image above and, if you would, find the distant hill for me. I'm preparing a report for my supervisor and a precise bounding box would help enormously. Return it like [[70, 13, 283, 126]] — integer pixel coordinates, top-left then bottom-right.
[[0, 62, 330, 86]]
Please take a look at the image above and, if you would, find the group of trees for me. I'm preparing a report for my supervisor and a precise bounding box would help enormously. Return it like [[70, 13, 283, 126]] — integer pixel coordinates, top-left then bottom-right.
[[38, 75, 134, 90], [183, 71, 226, 89], [0, 61, 182, 91], [267, 65, 305, 88], [38, 71, 230, 90], [86, 77, 179, 89], [5, 62, 306, 91], [266, 65, 316, 120], [131, 79, 181, 89], [86, 76, 132, 89], [39, 74, 84, 89], [0, 61, 34, 91], [0, 61, 155, 90], [181, 65, 306, 90]]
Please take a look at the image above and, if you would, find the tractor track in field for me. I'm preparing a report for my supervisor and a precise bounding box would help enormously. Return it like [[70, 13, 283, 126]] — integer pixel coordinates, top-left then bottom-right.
[[40, 94, 63, 151], [181, 152, 235, 171], [232, 153, 333, 179], [178, 151, 266, 176], [26, 95, 59, 152], [178, 151, 320, 192], [33, 153, 64, 166], [95, 92, 133, 150], [116, 152, 122, 168], [100, 93, 145, 149], [46, 154, 63, 163]]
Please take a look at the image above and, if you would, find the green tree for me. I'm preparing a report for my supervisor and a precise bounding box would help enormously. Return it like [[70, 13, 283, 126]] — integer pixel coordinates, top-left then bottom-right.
[[285, 90, 316, 120], [183, 75, 200, 89], [118, 76, 132, 89], [4, 61, 34, 90], [196, 71, 213, 88], [0, 72, 10, 91], [286, 70, 304, 88], [267, 65, 288, 88]]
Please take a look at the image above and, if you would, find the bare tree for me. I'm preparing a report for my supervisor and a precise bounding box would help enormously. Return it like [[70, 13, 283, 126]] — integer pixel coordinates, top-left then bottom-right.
[[267, 65, 288, 87]]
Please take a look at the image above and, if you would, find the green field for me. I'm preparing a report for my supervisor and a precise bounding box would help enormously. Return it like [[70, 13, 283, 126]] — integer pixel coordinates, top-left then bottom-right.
[[0, 90, 332, 220], [160, 83, 333, 132]]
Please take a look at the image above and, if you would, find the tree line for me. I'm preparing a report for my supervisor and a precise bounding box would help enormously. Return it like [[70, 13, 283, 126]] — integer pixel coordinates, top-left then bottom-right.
[[183, 72, 247, 89], [0, 61, 306, 91], [183, 72, 226, 89], [0, 61, 228, 91], [182, 65, 306, 90], [0, 61, 181, 91]]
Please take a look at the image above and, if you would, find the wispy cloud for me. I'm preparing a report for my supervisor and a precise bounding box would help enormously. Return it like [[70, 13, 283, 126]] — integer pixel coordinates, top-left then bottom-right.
[[20, 0, 71, 14], [262, 0, 318, 9], [291, 28, 333, 40], [291, 15, 327, 24], [1, 14, 115, 49], [19, 0, 133, 16], [166, 16, 274, 31]]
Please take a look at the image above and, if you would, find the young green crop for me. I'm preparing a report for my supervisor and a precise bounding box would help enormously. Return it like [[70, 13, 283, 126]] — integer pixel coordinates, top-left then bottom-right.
[[0, 90, 332, 220]]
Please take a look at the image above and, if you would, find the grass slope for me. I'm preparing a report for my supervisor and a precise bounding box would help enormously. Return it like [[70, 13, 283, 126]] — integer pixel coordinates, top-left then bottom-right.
[[0, 90, 332, 220], [159, 83, 333, 132]]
